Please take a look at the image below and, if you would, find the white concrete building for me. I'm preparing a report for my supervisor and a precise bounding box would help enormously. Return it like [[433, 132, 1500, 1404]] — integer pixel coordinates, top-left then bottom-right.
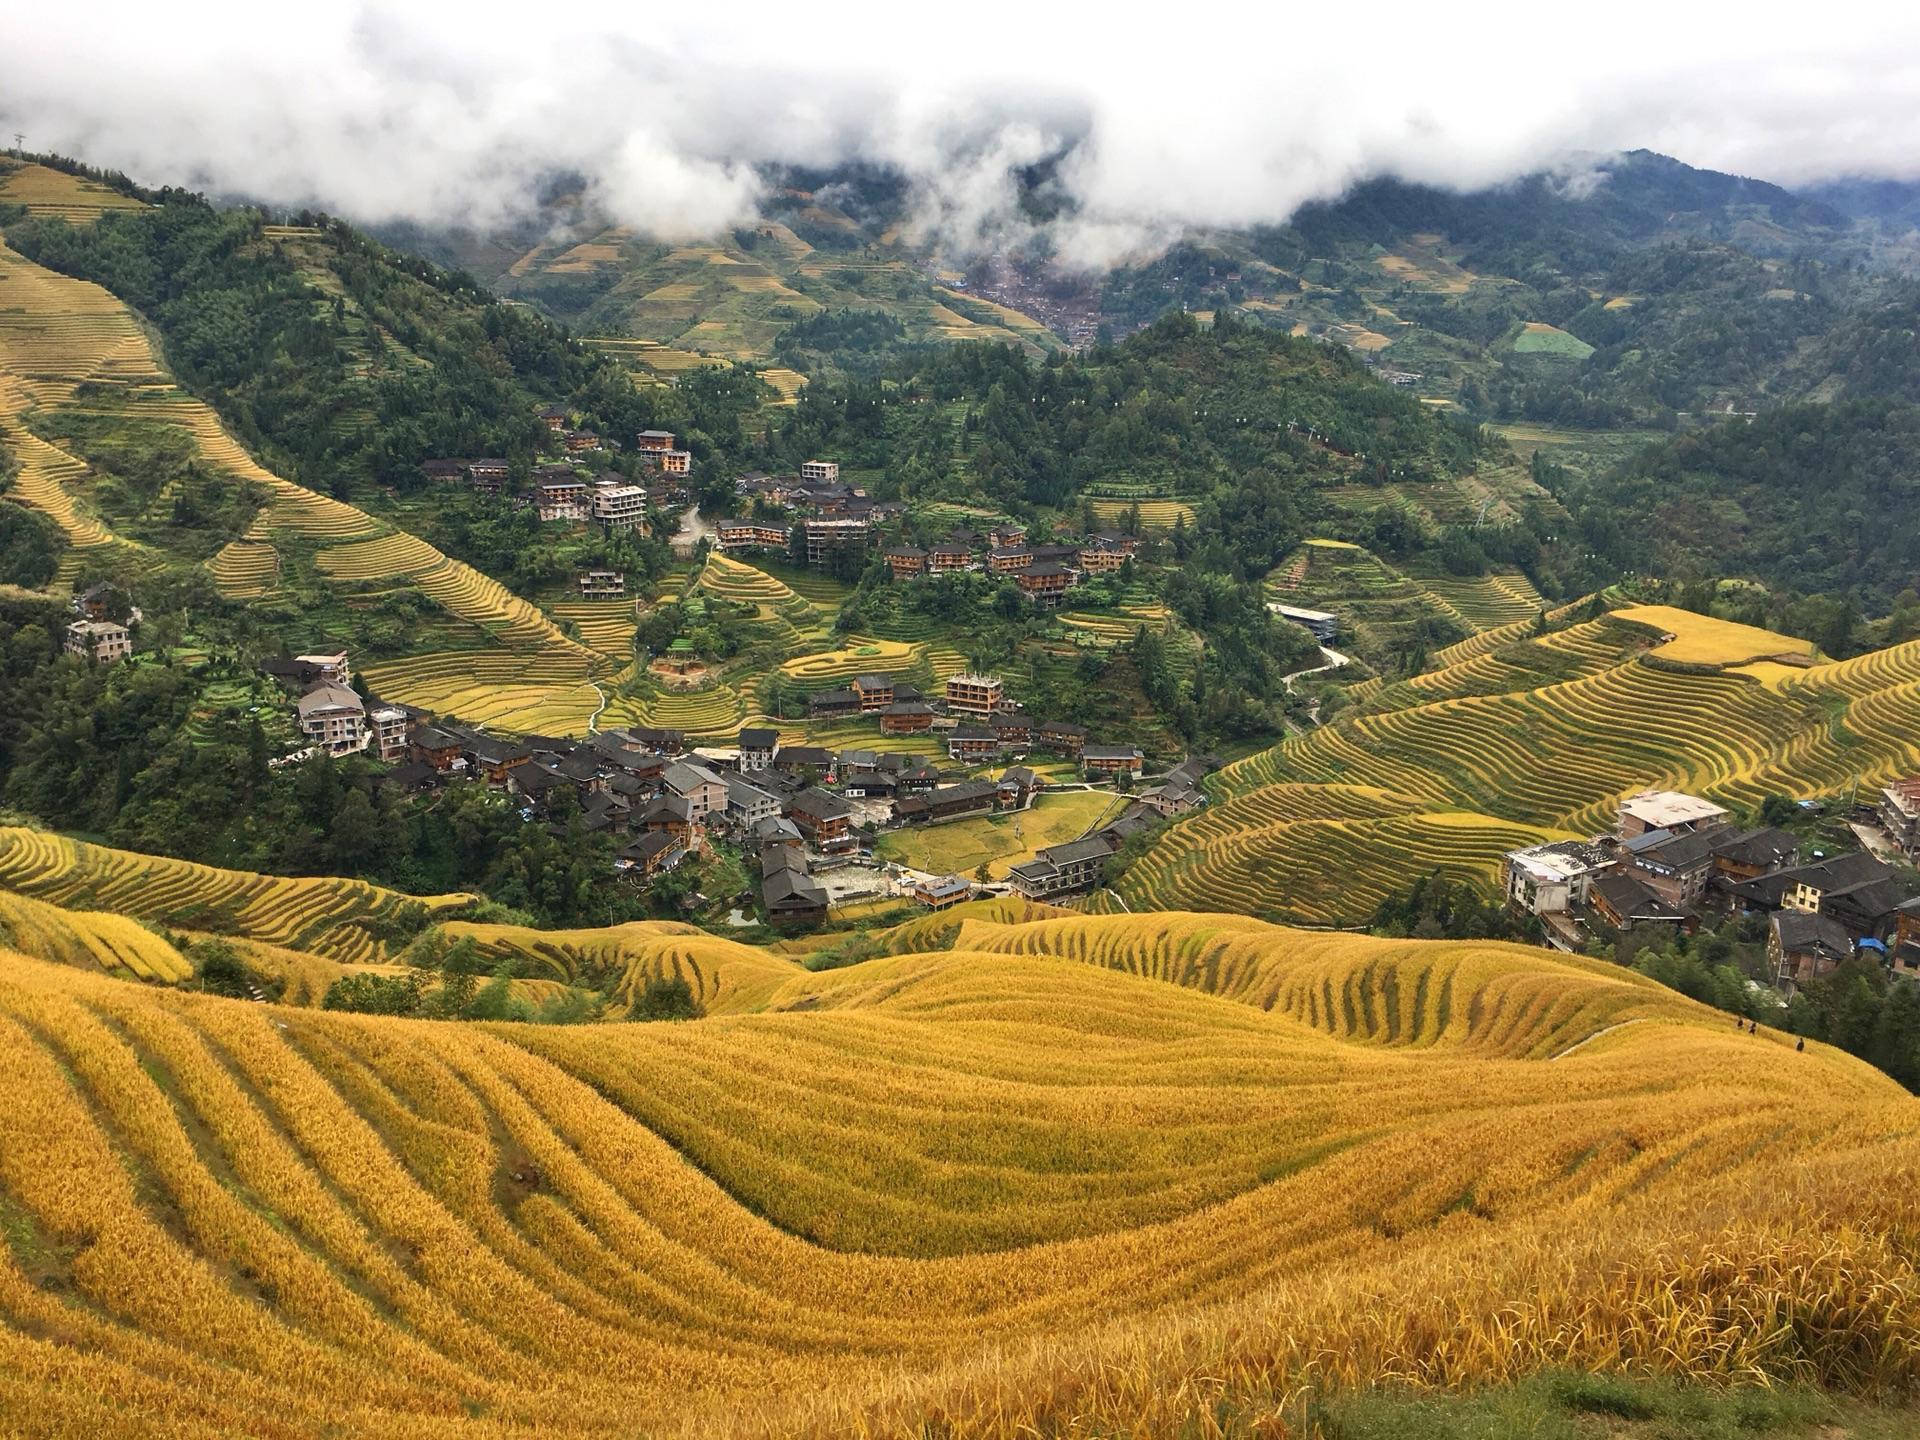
[[297, 685, 367, 756], [64, 620, 132, 664]]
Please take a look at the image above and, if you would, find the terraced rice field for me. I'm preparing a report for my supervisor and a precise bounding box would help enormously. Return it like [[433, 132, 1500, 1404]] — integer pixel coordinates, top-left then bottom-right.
[[361, 649, 605, 736], [751, 560, 856, 612], [1057, 606, 1173, 648], [1428, 591, 1613, 669], [438, 919, 799, 1011], [0, 227, 605, 727], [1270, 540, 1544, 662], [0, 900, 1913, 1437], [0, 827, 474, 965], [0, 380, 142, 565], [1511, 321, 1595, 359], [600, 679, 748, 739], [0, 247, 166, 571], [547, 600, 639, 661], [0, 889, 192, 982], [759, 367, 806, 405], [783, 715, 947, 761], [1410, 569, 1545, 631], [1089, 498, 1195, 532], [1613, 603, 1816, 665], [779, 637, 919, 687], [1125, 807, 1566, 923], [0, 161, 147, 223], [206, 538, 280, 597], [1393, 615, 1650, 705], [691, 554, 830, 645], [1131, 620, 1920, 921]]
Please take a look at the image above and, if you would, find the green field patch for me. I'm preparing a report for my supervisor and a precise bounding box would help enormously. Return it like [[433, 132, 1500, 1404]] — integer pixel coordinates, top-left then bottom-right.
[[875, 790, 1117, 879], [1510, 322, 1595, 360]]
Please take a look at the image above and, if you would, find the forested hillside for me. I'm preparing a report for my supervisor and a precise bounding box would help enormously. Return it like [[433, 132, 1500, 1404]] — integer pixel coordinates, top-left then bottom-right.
[[1094, 152, 1898, 424], [1552, 400, 1920, 613], [761, 311, 1529, 575], [2, 178, 764, 499]]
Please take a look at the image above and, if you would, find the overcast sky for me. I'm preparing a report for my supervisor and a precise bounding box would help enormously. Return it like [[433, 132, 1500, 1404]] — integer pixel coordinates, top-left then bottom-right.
[[5, 1, 1920, 268]]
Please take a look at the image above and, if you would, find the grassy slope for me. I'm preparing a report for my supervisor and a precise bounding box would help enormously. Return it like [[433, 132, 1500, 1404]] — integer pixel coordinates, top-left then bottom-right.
[[873, 788, 1116, 878]]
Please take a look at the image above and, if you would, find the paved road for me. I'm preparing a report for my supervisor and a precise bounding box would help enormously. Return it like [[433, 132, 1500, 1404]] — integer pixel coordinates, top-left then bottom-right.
[[670, 505, 716, 558], [1282, 645, 1351, 693], [1281, 645, 1352, 727]]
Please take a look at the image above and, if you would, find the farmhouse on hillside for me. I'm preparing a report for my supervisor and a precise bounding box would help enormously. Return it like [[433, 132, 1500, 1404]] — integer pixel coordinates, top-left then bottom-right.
[[64, 619, 132, 664]]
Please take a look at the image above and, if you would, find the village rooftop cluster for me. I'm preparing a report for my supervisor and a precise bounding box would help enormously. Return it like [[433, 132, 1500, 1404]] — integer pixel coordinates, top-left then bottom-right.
[[417, 417, 693, 534], [230, 638, 1209, 927], [1502, 786, 1920, 989], [720, 466, 1145, 603]]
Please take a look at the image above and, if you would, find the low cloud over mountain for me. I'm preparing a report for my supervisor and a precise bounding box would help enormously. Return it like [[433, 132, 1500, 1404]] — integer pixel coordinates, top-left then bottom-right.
[[7, 1, 1920, 268]]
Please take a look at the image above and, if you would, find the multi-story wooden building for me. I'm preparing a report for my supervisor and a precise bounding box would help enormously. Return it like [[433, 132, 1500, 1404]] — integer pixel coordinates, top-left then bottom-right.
[[881, 701, 935, 734], [885, 545, 927, 578], [411, 725, 466, 772], [988, 712, 1031, 748], [851, 674, 895, 712], [1036, 720, 1087, 757], [1014, 561, 1074, 607], [927, 543, 974, 574], [987, 544, 1034, 575], [944, 673, 1005, 719], [946, 728, 1001, 764], [1009, 835, 1118, 899], [1770, 909, 1855, 989], [894, 780, 998, 825], [788, 787, 856, 853], [716, 519, 790, 551], [466, 458, 508, 495], [535, 475, 589, 522], [912, 875, 972, 910], [1082, 744, 1144, 779]]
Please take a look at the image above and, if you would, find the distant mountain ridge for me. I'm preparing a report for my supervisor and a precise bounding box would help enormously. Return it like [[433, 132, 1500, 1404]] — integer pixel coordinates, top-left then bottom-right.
[[361, 148, 1915, 437]]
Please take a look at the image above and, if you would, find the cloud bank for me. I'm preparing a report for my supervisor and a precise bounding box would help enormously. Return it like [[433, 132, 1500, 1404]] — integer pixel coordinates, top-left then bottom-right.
[[4, 1, 1920, 269]]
